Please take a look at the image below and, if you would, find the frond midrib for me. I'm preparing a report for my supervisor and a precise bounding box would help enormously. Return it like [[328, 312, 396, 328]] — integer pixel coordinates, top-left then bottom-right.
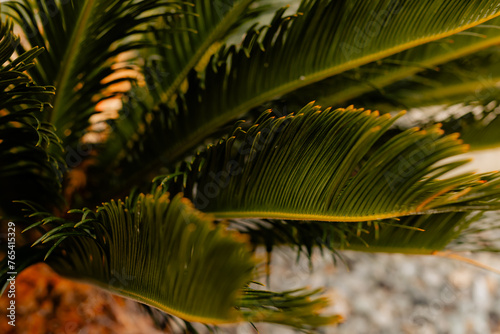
[[50, 0, 96, 128], [403, 75, 500, 106], [208, 208, 471, 222], [158, 0, 255, 106], [322, 33, 500, 106], [69, 276, 240, 324]]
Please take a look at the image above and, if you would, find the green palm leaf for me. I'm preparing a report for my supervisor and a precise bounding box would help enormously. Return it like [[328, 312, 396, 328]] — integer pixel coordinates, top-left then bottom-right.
[[37, 190, 256, 323], [19, 189, 338, 328], [101, 0, 260, 175], [161, 103, 500, 222], [361, 47, 500, 112], [239, 287, 341, 329], [234, 218, 360, 259], [339, 212, 482, 254], [0, 19, 63, 216], [291, 16, 500, 108], [4, 0, 178, 146], [4, 1, 500, 331], [144, 0, 257, 104], [236, 212, 481, 258], [354, 47, 500, 150], [405, 105, 500, 152], [159, 0, 500, 163], [458, 113, 500, 150]]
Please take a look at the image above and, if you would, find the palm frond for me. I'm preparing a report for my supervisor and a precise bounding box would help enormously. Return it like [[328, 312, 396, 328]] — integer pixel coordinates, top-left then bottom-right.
[[144, 0, 258, 104], [239, 286, 342, 330], [234, 212, 482, 261], [290, 16, 500, 108], [233, 218, 358, 260], [352, 46, 500, 112], [20, 188, 338, 328], [354, 46, 500, 149], [37, 190, 255, 323], [458, 112, 500, 150], [379, 101, 500, 153], [4, 0, 178, 146], [100, 0, 260, 179], [339, 212, 482, 254], [0, 19, 63, 216], [159, 103, 500, 222], [155, 0, 500, 164], [417, 105, 500, 151]]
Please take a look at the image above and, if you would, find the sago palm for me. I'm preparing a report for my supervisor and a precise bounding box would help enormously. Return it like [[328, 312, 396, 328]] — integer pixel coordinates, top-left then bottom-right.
[[2, 0, 500, 332]]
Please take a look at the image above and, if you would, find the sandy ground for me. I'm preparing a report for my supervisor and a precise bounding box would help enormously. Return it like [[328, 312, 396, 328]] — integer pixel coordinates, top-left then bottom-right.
[[246, 250, 500, 334]]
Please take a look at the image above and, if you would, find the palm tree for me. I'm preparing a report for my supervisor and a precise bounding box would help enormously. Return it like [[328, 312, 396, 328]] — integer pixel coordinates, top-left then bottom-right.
[[2, 0, 500, 331]]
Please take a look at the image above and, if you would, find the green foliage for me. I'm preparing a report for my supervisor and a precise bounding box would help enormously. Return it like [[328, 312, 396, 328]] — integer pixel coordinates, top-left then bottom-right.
[[0, 19, 63, 216], [151, 0, 500, 164], [239, 286, 342, 330], [407, 103, 500, 152], [3, 0, 500, 331], [99, 0, 500, 194], [460, 112, 500, 150], [341, 212, 483, 254], [163, 103, 500, 222], [235, 213, 480, 259], [101, 0, 260, 179], [293, 17, 500, 109], [362, 47, 500, 112], [4, 0, 179, 146], [143, 0, 258, 104], [28, 189, 256, 323], [18, 189, 339, 327]]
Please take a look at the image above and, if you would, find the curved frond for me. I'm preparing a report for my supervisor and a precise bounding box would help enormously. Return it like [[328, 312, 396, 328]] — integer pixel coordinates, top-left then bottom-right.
[[158, 0, 500, 163], [161, 103, 500, 222], [0, 19, 63, 215], [239, 287, 342, 329], [100, 0, 260, 175], [292, 16, 500, 108], [413, 104, 500, 151], [395, 66, 500, 111], [354, 46, 500, 112], [23, 189, 338, 328], [458, 112, 500, 150], [234, 218, 359, 259], [338, 212, 482, 254], [43, 191, 255, 323], [235, 212, 482, 258], [362, 46, 500, 150], [4, 0, 178, 145], [144, 0, 257, 104]]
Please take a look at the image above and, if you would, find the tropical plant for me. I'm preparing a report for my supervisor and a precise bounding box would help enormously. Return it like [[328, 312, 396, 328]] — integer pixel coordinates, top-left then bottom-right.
[[2, 0, 500, 332]]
